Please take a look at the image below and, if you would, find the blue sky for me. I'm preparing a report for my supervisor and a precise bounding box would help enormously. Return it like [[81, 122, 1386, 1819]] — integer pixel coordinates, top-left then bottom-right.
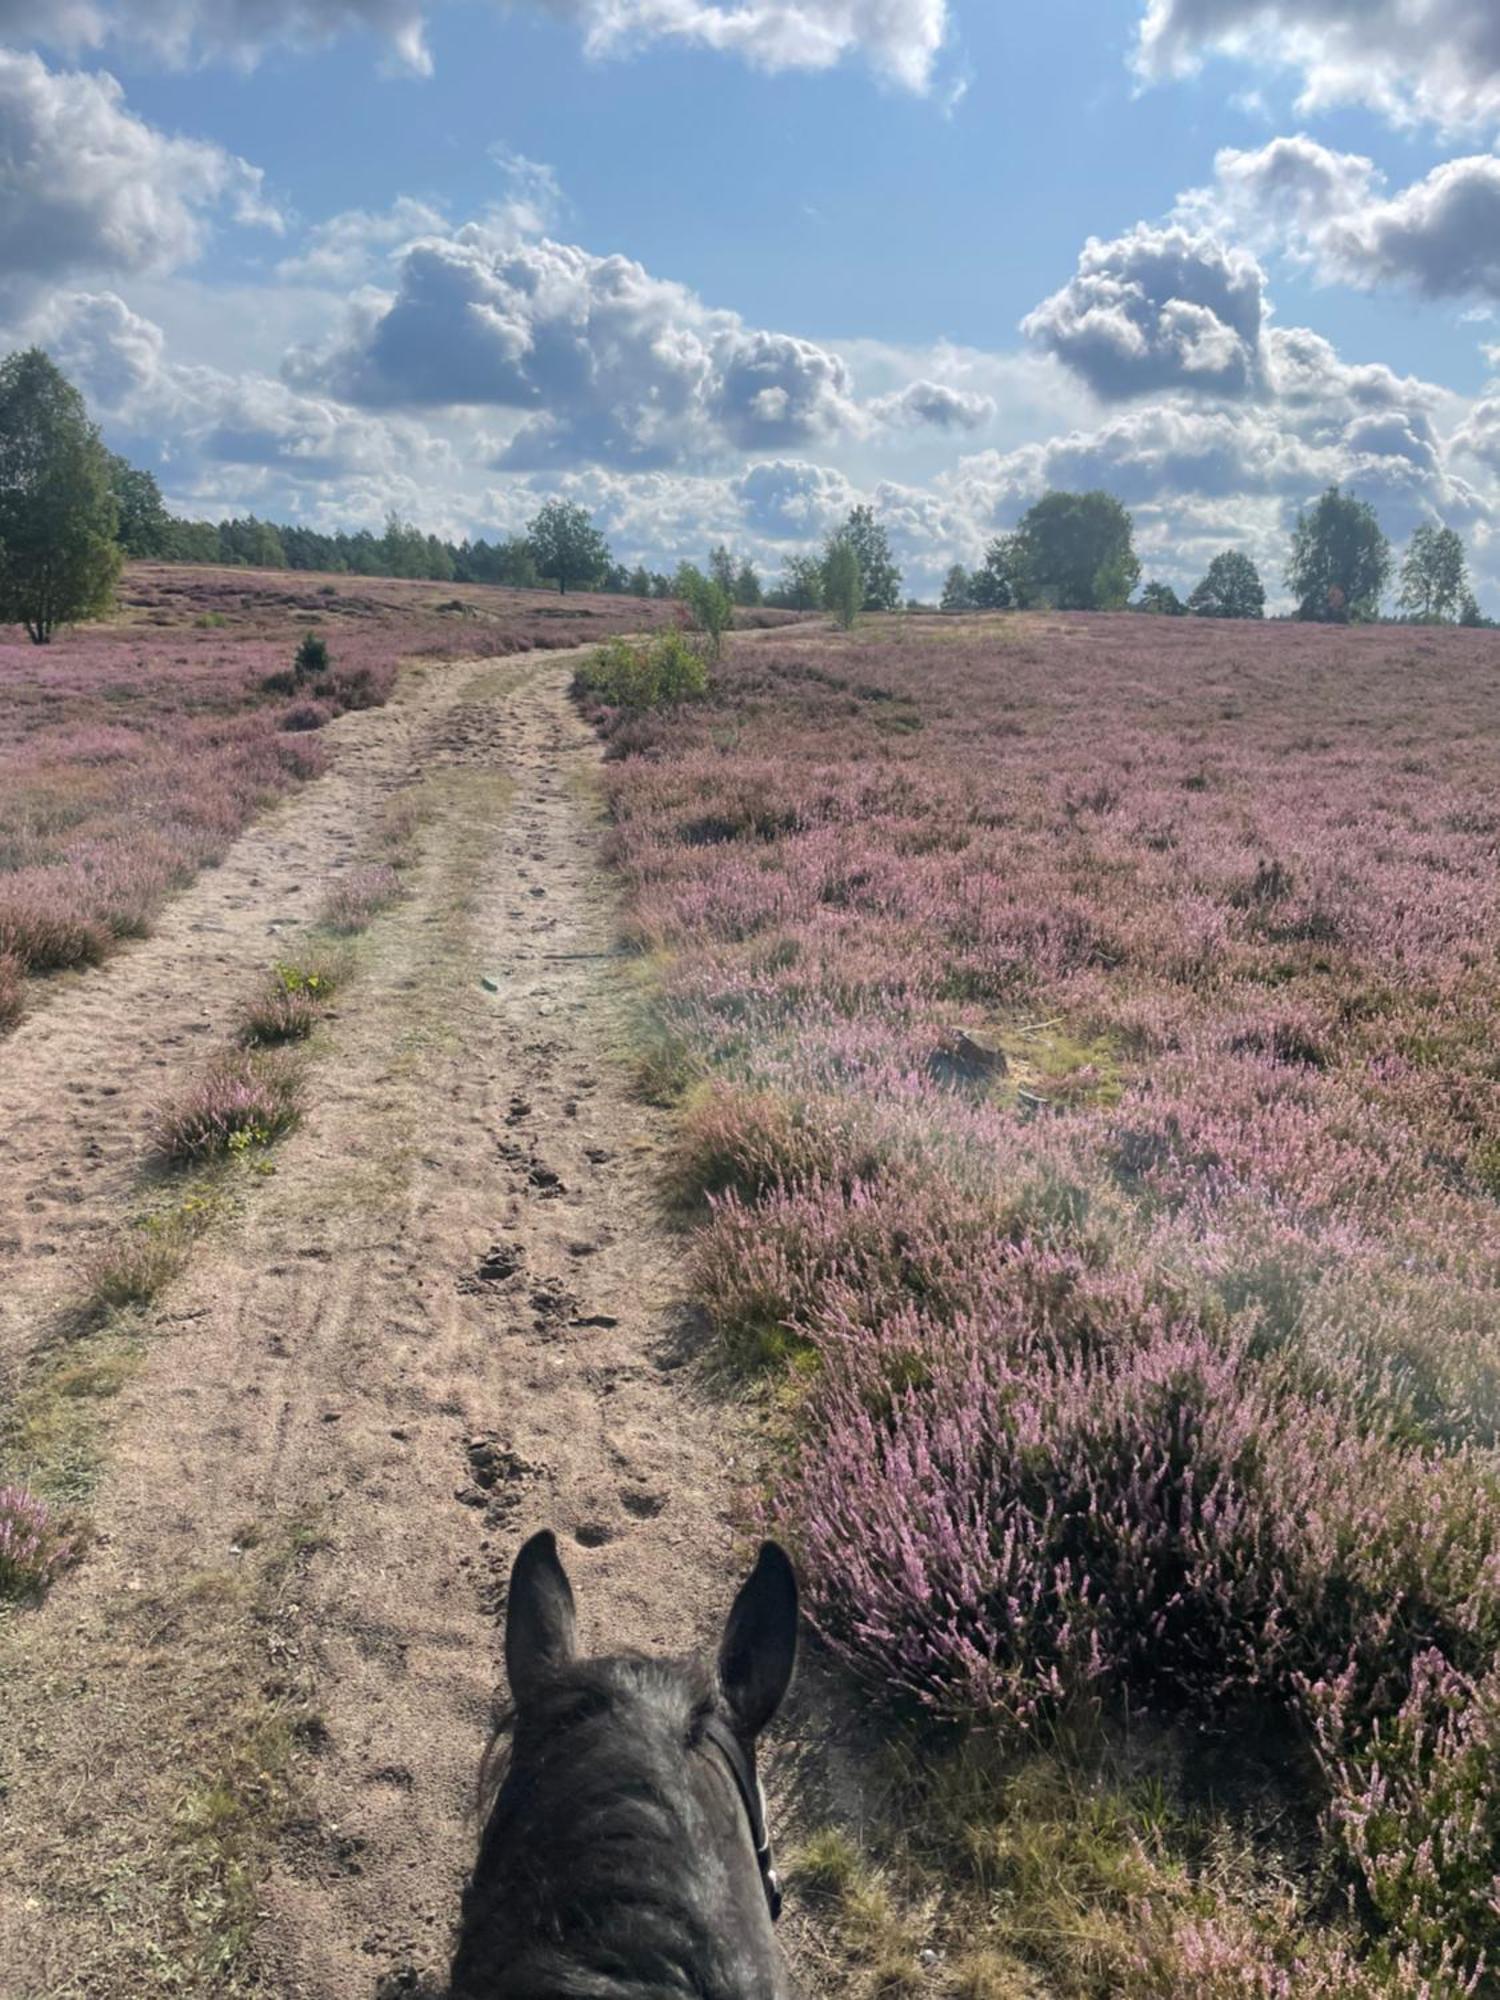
[[3, 0, 1500, 602]]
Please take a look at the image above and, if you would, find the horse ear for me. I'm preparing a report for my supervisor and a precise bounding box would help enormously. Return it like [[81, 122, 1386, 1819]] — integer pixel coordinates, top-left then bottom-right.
[[718, 1541, 798, 1738], [506, 1530, 578, 1701]]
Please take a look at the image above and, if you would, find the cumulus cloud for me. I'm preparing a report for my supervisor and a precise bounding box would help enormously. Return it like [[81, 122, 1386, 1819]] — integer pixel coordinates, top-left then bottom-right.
[[870, 378, 994, 430], [1184, 138, 1500, 303], [1451, 397, 1500, 477], [0, 0, 948, 86], [277, 197, 451, 287], [9, 286, 456, 515], [288, 228, 863, 468], [1135, 0, 1500, 136], [0, 50, 277, 308], [1021, 225, 1269, 402], [733, 457, 855, 535]]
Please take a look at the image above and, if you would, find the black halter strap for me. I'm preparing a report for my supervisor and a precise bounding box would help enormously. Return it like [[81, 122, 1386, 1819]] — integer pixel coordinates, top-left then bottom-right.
[[700, 1716, 783, 1923]]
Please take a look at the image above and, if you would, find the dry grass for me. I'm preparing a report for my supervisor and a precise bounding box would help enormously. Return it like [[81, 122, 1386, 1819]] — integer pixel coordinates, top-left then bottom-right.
[[786, 1726, 1403, 2000], [81, 1212, 196, 1312], [0, 1513, 327, 1993]]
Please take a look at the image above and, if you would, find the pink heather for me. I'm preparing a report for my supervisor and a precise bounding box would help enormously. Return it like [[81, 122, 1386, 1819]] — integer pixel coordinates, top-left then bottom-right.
[[592, 614, 1500, 1990]]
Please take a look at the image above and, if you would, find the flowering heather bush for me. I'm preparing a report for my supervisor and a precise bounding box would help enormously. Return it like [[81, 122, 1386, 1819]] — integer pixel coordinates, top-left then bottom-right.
[[1308, 1653, 1500, 1979], [237, 985, 321, 1046], [590, 613, 1500, 1987], [318, 862, 403, 933], [0, 1485, 73, 1601], [150, 1051, 302, 1163], [280, 698, 335, 732]]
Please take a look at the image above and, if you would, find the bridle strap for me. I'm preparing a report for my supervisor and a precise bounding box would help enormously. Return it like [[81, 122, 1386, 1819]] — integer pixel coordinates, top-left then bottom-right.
[[701, 1717, 782, 1923]]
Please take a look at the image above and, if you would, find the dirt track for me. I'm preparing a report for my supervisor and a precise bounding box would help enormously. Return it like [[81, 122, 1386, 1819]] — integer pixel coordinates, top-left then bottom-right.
[[0, 652, 754, 1997]]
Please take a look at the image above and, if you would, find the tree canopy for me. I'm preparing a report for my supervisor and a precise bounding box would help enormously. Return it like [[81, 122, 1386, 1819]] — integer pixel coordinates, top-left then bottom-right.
[[1013, 491, 1139, 611], [527, 498, 610, 594], [1188, 550, 1265, 620], [1287, 486, 1392, 623], [1399, 524, 1469, 623], [840, 505, 901, 612], [776, 553, 824, 610], [1137, 580, 1186, 616], [970, 536, 1021, 609], [940, 564, 974, 611], [0, 348, 122, 644], [822, 536, 862, 629], [107, 454, 171, 559]]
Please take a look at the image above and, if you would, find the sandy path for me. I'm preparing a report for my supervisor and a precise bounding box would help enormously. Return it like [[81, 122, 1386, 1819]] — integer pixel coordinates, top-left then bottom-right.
[[0, 653, 752, 1998], [0, 654, 468, 1381]]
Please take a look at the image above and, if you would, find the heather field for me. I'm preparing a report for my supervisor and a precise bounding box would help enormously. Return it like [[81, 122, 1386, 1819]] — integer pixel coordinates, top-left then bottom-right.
[[0, 563, 670, 1032], [596, 613, 1500, 1995]]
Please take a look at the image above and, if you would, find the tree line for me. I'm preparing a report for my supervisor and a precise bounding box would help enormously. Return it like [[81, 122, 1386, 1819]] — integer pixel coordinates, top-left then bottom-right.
[[939, 486, 1486, 626], [0, 345, 1489, 642]]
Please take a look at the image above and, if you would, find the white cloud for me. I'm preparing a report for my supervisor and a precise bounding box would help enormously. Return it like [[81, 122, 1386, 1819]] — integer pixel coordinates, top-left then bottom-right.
[[288, 228, 864, 468], [1021, 225, 1269, 402], [0, 50, 277, 309], [276, 197, 450, 286], [870, 378, 995, 430], [12, 287, 455, 511], [1135, 0, 1500, 137], [734, 457, 855, 535], [1183, 138, 1500, 303], [0, 0, 948, 85]]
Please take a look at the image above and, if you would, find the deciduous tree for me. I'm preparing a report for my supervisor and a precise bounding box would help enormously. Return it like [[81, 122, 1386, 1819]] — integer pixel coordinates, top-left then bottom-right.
[[527, 498, 610, 594], [673, 562, 733, 657], [940, 564, 974, 611], [839, 505, 901, 611], [971, 535, 1021, 609], [1287, 486, 1391, 623], [0, 348, 121, 644], [1399, 524, 1468, 623], [777, 553, 824, 610], [822, 536, 862, 630], [1013, 491, 1139, 610], [107, 454, 171, 558], [1188, 550, 1265, 619]]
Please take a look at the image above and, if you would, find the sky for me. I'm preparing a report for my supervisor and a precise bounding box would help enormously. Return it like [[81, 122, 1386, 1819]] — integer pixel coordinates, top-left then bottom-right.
[[4, 0, 1500, 604]]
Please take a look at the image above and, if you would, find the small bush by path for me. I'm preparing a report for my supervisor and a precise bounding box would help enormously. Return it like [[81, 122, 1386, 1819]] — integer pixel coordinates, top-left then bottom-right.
[[574, 630, 709, 714], [0, 1485, 74, 1602], [238, 987, 321, 1046], [0, 950, 24, 1032], [150, 1051, 303, 1165], [318, 862, 403, 934]]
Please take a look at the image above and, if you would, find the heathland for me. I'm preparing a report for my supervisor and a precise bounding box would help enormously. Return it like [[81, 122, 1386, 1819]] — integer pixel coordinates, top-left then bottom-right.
[[0, 563, 668, 1034], [592, 609, 1500, 1997], [2, 586, 1497, 1998]]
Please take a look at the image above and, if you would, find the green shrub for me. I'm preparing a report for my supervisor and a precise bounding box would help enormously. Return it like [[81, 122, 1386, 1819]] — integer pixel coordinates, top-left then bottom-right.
[[577, 631, 708, 711], [294, 630, 330, 681], [674, 566, 734, 657]]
